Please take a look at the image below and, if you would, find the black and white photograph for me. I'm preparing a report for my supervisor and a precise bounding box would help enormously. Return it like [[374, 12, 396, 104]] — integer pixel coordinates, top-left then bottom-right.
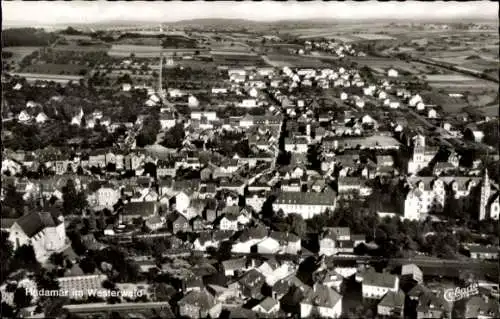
[[1, 1, 499, 318]]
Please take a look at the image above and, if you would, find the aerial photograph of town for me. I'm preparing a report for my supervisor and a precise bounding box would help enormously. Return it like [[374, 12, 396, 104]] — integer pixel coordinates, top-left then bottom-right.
[[0, 1, 498, 318]]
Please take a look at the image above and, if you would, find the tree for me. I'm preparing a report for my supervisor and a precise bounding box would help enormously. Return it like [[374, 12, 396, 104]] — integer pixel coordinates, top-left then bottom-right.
[[88, 210, 97, 232], [286, 214, 307, 237], [10, 245, 40, 272], [49, 252, 65, 267], [62, 179, 87, 215], [14, 287, 32, 309], [79, 257, 97, 274], [2, 183, 25, 218]]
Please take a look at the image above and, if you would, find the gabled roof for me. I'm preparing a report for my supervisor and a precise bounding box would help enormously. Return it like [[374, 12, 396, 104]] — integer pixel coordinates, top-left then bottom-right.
[[302, 283, 342, 308], [178, 289, 216, 311], [222, 257, 246, 271], [378, 290, 405, 308], [275, 192, 336, 206], [15, 211, 60, 238], [254, 297, 279, 312], [361, 268, 398, 289]]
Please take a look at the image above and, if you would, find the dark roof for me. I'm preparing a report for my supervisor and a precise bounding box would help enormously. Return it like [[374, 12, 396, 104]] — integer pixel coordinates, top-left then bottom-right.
[[121, 202, 157, 216], [16, 211, 60, 238], [255, 297, 279, 312], [178, 289, 216, 311], [378, 290, 405, 308], [275, 192, 336, 206], [302, 283, 342, 308], [361, 268, 398, 289], [270, 231, 300, 242], [238, 269, 266, 289]]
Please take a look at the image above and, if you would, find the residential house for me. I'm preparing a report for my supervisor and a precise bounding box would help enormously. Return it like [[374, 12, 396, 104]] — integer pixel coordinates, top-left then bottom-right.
[[401, 264, 423, 283], [377, 290, 405, 317], [270, 231, 301, 255], [300, 283, 342, 318], [221, 257, 249, 277], [356, 268, 399, 299], [465, 245, 499, 260], [284, 137, 308, 154], [167, 212, 191, 234], [407, 284, 451, 319], [120, 202, 158, 224], [231, 225, 268, 254], [232, 269, 266, 299], [256, 237, 281, 254], [178, 289, 222, 319], [217, 214, 239, 231], [252, 297, 281, 316]]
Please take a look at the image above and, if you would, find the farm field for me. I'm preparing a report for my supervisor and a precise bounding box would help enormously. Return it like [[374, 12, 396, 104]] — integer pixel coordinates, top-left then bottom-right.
[[54, 43, 110, 52], [21, 63, 88, 75], [350, 57, 434, 75], [474, 104, 500, 118], [2, 46, 41, 63], [208, 42, 251, 52], [424, 74, 478, 82], [263, 54, 330, 68], [353, 33, 396, 40]]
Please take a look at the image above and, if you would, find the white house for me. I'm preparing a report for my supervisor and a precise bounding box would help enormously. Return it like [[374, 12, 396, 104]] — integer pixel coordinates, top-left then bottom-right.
[[409, 94, 423, 107], [273, 192, 336, 220], [387, 69, 398, 77], [35, 112, 49, 124], [88, 185, 120, 209], [428, 109, 438, 119], [219, 215, 239, 231], [256, 237, 281, 254], [252, 297, 280, 315], [18, 110, 32, 123], [188, 95, 199, 107], [389, 101, 400, 109], [284, 137, 308, 154], [239, 99, 258, 108], [8, 211, 67, 263], [357, 268, 399, 299], [300, 284, 342, 318]]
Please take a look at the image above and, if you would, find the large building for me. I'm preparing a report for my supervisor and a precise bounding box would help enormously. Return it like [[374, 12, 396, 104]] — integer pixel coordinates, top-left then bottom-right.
[[407, 135, 438, 175], [8, 211, 67, 263], [273, 192, 336, 219]]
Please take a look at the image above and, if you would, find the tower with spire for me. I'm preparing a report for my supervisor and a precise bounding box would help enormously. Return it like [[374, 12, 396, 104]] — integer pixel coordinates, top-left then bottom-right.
[[479, 168, 490, 220]]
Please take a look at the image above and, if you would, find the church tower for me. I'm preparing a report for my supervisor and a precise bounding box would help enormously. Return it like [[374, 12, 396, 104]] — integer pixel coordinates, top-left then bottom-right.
[[479, 168, 490, 220]]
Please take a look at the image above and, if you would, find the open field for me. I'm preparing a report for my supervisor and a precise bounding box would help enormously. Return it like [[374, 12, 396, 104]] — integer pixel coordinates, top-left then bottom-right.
[[263, 54, 329, 68], [208, 41, 251, 51], [54, 43, 110, 52], [10, 72, 84, 83], [297, 33, 356, 42], [21, 63, 88, 75], [424, 74, 477, 82], [420, 92, 469, 113], [353, 33, 396, 40], [350, 57, 435, 75], [474, 104, 500, 118], [2, 46, 40, 63]]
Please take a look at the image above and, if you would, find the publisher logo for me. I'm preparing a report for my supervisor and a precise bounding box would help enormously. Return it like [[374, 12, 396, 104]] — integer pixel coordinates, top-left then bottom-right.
[[443, 283, 479, 302]]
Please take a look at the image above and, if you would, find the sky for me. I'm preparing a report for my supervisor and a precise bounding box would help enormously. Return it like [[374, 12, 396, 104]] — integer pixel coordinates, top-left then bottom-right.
[[3, 1, 498, 26]]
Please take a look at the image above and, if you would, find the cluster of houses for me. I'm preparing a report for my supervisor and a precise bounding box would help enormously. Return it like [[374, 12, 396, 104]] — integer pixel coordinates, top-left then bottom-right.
[[2, 39, 499, 318]]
